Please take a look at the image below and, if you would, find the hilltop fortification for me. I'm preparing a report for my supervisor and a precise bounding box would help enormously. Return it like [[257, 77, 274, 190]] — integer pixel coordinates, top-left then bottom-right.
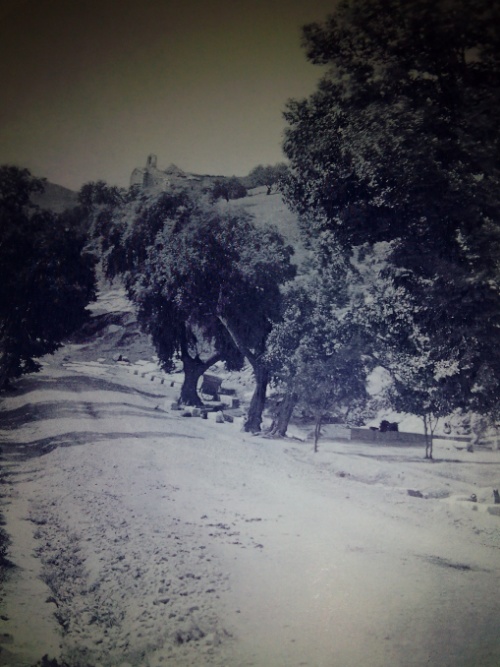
[[130, 155, 219, 193]]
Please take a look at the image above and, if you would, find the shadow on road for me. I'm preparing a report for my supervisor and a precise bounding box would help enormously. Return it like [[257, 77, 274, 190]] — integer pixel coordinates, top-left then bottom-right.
[[0, 370, 187, 462], [0, 399, 168, 430], [1, 429, 200, 461], [1, 372, 166, 400]]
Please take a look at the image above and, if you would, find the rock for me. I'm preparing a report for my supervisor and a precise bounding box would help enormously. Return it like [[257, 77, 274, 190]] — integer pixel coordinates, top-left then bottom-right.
[[215, 412, 225, 424], [380, 420, 398, 432], [407, 489, 424, 498]]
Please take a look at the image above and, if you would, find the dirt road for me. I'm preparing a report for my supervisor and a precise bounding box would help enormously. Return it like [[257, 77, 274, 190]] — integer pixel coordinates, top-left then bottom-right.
[[1, 362, 499, 666]]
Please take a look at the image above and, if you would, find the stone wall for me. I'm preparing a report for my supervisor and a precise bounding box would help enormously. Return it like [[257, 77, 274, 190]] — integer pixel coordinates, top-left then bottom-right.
[[129, 155, 172, 190], [130, 167, 146, 187], [350, 428, 427, 445]]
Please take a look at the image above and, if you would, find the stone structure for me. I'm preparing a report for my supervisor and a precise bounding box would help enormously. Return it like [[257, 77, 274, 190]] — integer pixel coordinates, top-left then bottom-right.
[[129, 155, 223, 195], [130, 154, 189, 190]]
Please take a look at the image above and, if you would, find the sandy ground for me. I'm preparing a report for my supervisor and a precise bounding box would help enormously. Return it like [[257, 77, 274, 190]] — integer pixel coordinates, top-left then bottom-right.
[[0, 288, 499, 666]]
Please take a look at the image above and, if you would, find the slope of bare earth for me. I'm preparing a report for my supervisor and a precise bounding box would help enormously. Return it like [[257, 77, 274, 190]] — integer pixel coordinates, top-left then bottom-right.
[[0, 285, 499, 667], [219, 188, 308, 266]]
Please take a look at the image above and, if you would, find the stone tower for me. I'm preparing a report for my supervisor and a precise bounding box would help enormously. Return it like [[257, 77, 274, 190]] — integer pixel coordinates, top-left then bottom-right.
[[129, 155, 194, 190]]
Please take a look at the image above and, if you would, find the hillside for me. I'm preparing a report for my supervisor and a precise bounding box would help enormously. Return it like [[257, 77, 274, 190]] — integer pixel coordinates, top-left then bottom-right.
[[32, 181, 78, 213], [0, 286, 499, 667], [223, 186, 305, 262]]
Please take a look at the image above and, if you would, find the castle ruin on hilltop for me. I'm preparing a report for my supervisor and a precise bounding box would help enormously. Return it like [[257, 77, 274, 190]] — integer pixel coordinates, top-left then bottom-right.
[[129, 154, 192, 190], [130, 155, 230, 194]]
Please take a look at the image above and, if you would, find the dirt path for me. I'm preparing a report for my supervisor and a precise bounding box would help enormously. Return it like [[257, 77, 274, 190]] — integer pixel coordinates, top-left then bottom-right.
[[1, 363, 499, 666]]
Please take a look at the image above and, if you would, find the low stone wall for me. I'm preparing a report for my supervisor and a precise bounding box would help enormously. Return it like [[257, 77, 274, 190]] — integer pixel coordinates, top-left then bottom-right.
[[321, 425, 352, 441], [350, 428, 427, 445]]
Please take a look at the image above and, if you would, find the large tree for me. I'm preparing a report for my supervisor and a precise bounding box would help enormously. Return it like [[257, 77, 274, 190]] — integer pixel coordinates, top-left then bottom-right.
[[101, 190, 295, 426], [0, 166, 96, 390], [135, 203, 296, 430], [282, 0, 500, 259], [383, 261, 500, 457], [348, 235, 500, 457], [247, 163, 289, 195], [100, 189, 235, 406], [210, 177, 247, 203], [281, 0, 500, 438], [266, 248, 373, 441]]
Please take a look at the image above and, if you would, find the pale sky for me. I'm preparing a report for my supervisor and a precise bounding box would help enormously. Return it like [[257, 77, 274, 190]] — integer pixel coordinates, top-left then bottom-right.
[[0, 0, 334, 191]]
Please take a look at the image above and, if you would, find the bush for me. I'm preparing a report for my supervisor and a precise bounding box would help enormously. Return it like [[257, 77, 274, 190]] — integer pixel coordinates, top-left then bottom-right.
[[210, 177, 247, 202]]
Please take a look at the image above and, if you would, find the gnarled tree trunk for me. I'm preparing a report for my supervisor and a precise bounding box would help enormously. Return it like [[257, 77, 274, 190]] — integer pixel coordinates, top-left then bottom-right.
[[179, 352, 221, 406], [267, 388, 298, 437], [244, 363, 269, 433], [217, 314, 270, 433]]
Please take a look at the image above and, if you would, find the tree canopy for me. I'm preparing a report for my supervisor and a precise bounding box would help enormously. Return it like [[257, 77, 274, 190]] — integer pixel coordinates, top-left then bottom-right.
[[142, 203, 295, 429], [247, 163, 289, 194], [284, 1, 497, 263], [266, 247, 374, 442], [280, 0, 500, 444], [210, 177, 247, 202], [96, 188, 296, 428], [0, 166, 96, 390], [283, 0, 500, 254]]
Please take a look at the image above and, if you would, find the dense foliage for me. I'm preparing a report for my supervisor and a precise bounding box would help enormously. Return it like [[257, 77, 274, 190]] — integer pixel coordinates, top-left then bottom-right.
[[247, 163, 289, 194], [0, 166, 96, 390], [283, 0, 500, 252], [210, 177, 247, 202], [92, 186, 296, 430], [280, 0, 500, 452], [266, 249, 374, 442]]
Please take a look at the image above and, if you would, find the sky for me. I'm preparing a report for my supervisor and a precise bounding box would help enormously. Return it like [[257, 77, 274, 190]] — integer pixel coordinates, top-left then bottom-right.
[[0, 0, 335, 191]]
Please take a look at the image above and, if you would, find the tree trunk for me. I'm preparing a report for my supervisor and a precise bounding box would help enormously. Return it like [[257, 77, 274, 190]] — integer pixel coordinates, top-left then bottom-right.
[[0, 348, 13, 393], [267, 388, 298, 437], [313, 414, 323, 453], [180, 353, 220, 406], [0, 324, 14, 393], [423, 414, 434, 459], [216, 314, 270, 434], [244, 363, 269, 433]]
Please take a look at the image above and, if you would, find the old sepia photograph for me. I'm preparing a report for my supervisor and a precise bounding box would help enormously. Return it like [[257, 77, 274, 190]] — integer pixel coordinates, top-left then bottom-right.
[[0, 1, 499, 665]]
